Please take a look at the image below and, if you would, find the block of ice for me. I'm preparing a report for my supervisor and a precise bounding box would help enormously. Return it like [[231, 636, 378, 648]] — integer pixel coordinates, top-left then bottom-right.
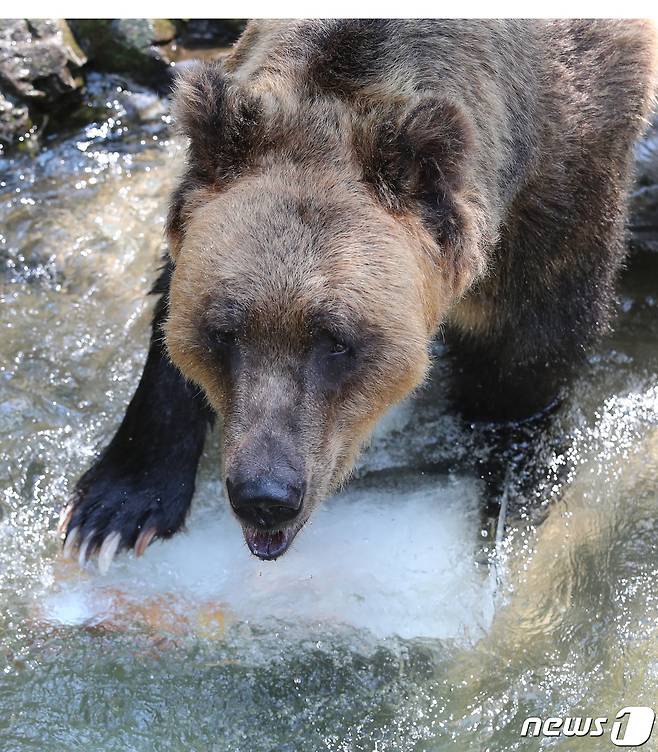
[[40, 476, 497, 642]]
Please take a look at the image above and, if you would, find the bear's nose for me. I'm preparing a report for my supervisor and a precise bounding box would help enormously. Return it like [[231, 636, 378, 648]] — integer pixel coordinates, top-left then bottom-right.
[[226, 477, 304, 529]]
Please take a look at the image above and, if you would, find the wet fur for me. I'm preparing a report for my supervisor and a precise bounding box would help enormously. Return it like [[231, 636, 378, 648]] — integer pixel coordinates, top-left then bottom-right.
[[65, 20, 658, 561]]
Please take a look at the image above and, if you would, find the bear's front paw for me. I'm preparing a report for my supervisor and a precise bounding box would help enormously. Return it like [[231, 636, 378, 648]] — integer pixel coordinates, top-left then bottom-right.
[[58, 460, 193, 574]]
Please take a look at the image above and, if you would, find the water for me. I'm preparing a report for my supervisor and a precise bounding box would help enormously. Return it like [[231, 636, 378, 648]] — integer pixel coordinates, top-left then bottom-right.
[[1, 76, 658, 751]]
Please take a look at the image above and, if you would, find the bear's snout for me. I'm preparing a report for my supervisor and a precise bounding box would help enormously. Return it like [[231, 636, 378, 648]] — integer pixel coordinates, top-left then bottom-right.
[[226, 476, 305, 529], [226, 474, 306, 560]]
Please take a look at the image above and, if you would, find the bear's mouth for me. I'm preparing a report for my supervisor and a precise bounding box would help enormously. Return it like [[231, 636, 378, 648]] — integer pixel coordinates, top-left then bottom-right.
[[243, 527, 297, 560]]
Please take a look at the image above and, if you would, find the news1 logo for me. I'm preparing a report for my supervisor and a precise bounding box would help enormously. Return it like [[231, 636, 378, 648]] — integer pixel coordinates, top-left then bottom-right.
[[521, 706, 655, 746]]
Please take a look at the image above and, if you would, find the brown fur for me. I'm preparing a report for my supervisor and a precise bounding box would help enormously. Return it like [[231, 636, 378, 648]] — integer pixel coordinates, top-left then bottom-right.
[[164, 20, 658, 543]]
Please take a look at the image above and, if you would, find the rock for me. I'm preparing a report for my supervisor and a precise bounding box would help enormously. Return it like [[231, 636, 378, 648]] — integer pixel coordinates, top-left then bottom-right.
[[0, 19, 86, 149], [121, 90, 167, 123], [174, 19, 246, 48], [0, 90, 31, 150], [68, 20, 175, 89], [0, 19, 85, 102], [151, 20, 177, 45]]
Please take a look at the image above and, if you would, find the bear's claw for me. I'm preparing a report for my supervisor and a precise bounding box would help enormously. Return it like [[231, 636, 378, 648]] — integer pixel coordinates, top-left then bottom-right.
[[78, 532, 94, 567], [59, 461, 194, 573], [97, 531, 122, 574], [57, 502, 74, 536], [62, 525, 79, 559], [135, 527, 157, 558], [61, 517, 158, 573]]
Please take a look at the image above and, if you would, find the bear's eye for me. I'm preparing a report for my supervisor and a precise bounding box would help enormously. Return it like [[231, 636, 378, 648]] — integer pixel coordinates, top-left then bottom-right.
[[311, 327, 359, 389], [207, 328, 236, 353], [316, 331, 355, 362], [329, 339, 349, 356]]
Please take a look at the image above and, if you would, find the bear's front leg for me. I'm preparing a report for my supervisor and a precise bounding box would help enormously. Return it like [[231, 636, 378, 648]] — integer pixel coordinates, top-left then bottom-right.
[[60, 261, 214, 571]]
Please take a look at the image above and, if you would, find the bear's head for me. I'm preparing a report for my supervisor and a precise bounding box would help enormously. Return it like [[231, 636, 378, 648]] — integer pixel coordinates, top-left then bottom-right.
[[164, 62, 485, 559]]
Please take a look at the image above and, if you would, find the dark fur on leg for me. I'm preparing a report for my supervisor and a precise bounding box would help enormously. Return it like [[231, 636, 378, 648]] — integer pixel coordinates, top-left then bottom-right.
[[445, 330, 568, 422], [62, 261, 214, 565]]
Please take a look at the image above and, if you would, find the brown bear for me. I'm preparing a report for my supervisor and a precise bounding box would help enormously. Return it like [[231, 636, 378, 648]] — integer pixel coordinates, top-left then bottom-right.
[[61, 20, 658, 567]]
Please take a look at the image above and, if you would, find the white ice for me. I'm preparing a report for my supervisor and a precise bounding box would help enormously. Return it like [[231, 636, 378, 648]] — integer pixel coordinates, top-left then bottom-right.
[[41, 476, 497, 642]]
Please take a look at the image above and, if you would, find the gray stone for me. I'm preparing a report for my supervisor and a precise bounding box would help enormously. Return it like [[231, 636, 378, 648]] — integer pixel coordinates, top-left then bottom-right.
[[68, 20, 174, 87], [0, 19, 85, 148], [0, 19, 86, 103], [0, 89, 31, 148]]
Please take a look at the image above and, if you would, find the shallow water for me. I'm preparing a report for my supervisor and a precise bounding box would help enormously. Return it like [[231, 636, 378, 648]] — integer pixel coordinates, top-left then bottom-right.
[[1, 78, 658, 751]]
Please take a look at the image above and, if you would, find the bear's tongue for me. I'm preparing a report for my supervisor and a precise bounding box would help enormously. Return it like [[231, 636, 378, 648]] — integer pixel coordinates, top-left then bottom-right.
[[244, 528, 293, 560]]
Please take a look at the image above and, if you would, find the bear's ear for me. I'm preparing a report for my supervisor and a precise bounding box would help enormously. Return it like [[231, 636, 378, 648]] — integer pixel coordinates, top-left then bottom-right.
[[357, 98, 474, 250], [172, 61, 262, 183]]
